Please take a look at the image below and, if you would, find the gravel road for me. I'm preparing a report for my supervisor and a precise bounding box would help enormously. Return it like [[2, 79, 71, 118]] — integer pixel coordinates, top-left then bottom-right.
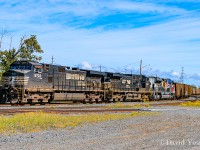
[[1, 106, 200, 150]]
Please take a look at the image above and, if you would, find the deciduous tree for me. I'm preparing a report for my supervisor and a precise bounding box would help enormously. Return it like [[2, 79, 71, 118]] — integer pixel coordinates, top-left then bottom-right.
[[0, 31, 43, 80]]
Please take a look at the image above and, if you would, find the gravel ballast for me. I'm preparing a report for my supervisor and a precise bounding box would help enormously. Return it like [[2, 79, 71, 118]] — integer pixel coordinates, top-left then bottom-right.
[[1, 106, 200, 150]]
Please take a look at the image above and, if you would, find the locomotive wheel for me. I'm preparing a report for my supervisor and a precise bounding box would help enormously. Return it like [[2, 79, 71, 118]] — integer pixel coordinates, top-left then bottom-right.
[[19, 101, 25, 106], [89, 99, 93, 104], [40, 102, 45, 105], [82, 99, 86, 104], [98, 98, 102, 103], [2, 94, 8, 104], [28, 100, 35, 105], [39, 99, 45, 105], [10, 98, 19, 105]]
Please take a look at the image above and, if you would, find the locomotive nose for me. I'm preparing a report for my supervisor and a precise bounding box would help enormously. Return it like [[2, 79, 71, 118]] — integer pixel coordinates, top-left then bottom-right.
[[2, 69, 29, 87]]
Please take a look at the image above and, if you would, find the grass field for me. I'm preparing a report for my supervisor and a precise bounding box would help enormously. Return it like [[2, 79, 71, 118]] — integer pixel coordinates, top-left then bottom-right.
[[0, 111, 156, 134], [180, 100, 200, 107]]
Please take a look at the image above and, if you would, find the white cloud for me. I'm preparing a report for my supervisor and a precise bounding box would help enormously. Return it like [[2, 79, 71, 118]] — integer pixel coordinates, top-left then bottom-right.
[[172, 71, 180, 77], [110, 1, 187, 14], [78, 61, 92, 69], [0, 0, 191, 23]]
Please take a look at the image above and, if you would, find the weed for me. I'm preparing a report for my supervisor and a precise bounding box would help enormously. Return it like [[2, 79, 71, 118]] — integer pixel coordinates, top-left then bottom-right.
[[106, 102, 151, 109], [0, 111, 155, 134], [180, 100, 200, 107]]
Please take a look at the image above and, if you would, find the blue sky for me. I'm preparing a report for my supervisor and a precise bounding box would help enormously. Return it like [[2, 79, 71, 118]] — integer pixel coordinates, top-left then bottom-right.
[[0, 0, 200, 85]]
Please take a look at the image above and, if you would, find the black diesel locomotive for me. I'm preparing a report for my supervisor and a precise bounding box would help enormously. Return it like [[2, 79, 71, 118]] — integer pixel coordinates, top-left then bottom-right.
[[0, 60, 194, 105], [0, 61, 153, 104]]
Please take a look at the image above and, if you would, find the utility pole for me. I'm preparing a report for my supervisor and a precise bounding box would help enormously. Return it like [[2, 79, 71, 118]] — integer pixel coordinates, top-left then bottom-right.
[[131, 70, 133, 90], [51, 56, 54, 65], [180, 67, 184, 84], [99, 65, 101, 72], [140, 60, 142, 78], [139, 60, 142, 89]]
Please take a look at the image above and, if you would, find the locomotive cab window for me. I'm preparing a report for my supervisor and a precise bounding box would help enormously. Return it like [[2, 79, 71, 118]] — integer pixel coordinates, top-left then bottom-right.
[[11, 64, 32, 70], [34, 65, 42, 73]]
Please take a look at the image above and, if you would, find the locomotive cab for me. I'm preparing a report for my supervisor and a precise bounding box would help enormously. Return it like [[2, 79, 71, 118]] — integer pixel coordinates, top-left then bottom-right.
[[1, 61, 32, 103]]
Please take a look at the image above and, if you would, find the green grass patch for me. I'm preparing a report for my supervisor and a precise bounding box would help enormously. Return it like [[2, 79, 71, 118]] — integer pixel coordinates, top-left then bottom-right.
[[180, 100, 200, 107], [0, 111, 155, 134], [106, 102, 151, 109]]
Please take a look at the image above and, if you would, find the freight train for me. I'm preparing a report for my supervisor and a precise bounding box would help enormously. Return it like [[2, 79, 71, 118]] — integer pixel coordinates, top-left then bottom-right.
[[0, 60, 198, 105]]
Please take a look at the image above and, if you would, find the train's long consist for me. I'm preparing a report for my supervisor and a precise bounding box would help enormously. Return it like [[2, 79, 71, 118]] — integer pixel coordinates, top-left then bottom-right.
[[0, 61, 199, 104]]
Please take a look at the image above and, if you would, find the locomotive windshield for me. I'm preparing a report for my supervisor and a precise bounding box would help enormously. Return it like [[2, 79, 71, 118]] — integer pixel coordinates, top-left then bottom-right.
[[11, 64, 32, 70]]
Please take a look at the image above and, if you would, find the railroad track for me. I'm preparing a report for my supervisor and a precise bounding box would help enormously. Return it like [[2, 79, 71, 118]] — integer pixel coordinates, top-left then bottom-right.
[[0, 99, 197, 115], [0, 107, 146, 115]]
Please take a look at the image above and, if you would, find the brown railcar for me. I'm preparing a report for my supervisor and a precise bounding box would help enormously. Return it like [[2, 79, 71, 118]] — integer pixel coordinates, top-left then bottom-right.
[[175, 83, 185, 98], [184, 84, 189, 97], [188, 85, 193, 96], [195, 88, 200, 95]]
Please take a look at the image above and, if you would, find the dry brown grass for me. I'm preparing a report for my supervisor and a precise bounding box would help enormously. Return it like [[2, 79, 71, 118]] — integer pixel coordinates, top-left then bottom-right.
[[0, 111, 155, 134], [106, 102, 151, 109], [180, 100, 200, 107]]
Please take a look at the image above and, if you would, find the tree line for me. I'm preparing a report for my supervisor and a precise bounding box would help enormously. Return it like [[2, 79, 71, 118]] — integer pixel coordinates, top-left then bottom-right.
[[0, 28, 43, 80]]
